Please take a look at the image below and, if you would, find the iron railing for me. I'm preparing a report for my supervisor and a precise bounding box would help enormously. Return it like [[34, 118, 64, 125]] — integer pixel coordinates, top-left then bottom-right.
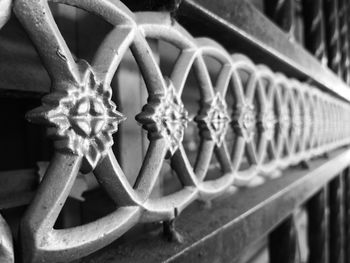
[[1, 0, 350, 262]]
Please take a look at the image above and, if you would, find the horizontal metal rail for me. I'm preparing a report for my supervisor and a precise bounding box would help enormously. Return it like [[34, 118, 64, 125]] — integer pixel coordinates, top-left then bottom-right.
[[10, 0, 350, 262], [174, 0, 350, 102], [82, 147, 350, 262]]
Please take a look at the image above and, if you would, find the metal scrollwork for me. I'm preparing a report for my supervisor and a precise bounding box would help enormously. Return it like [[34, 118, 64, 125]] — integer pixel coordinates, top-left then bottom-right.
[[11, 0, 350, 261]]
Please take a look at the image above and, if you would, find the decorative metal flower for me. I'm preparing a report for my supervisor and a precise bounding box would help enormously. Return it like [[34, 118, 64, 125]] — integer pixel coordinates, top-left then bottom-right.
[[304, 113, 312, 129], [259, 107, 277, 140], [292, 109, 303, 136], [279, 107, 291, 135], [233, 103, 257, 141], [196, 93, 231, 146], [136, 78, 189, 155], [26, 61, 126, 172]]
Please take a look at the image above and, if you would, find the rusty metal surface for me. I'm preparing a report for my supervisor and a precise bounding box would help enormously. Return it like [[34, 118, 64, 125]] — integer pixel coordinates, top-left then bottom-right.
[[8, 0, 350, 261]]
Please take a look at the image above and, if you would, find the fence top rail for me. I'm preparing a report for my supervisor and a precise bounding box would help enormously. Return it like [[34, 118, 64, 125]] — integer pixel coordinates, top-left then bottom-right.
[[150, 0, 350, 102], [82, 147, 350, 263], [2, 0, 350, 102]]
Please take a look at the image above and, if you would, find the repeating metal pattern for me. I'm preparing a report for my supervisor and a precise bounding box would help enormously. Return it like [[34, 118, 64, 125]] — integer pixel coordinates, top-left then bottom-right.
[[9, 0, 350, 261]]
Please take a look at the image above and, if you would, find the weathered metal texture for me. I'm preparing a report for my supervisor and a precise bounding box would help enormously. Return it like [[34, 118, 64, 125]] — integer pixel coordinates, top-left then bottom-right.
[[82, 148, 350, 262], [328, 174, 345, 263], [264, 0, 295, 39], [307, 189, 328, 263], [11, 0, 350, 261], [268, 215, 298, 263], [338, 0, 350, 84], [323, 0, 342, 76], [344, 168, 350, 263]]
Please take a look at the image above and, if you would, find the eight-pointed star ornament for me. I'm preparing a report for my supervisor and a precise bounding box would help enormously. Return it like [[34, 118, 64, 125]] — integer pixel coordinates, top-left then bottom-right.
[[26, 61, 126, 173]]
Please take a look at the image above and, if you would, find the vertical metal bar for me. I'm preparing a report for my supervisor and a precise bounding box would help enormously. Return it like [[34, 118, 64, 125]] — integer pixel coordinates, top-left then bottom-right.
[[323, 0, 342, 76], [338, 0, 350, 84], [328, 174, 344, 263], [343, 168, 350, 263], [302, 0, 328, 65], [264, 0, 295, 39], [307, 189, 328, 263], [302, 2, 329, 262], [268, 215, 298, 263]]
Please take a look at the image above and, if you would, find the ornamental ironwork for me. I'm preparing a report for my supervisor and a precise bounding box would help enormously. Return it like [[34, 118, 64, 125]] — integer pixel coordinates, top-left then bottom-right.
[[234, 103, 257, 141], [26, 61, 126, 172], [196, 93, 230, 146], [6, 0, 350, 262], [136, 78, 188, 155], [259, 107, 277, 140]]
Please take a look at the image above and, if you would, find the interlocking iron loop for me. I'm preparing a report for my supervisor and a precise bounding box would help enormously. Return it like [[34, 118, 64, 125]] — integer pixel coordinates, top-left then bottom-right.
[[13, 0, 350, 261]]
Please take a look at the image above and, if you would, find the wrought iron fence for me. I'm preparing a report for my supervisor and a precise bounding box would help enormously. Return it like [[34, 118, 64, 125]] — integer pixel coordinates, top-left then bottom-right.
[[1, 0, 350, 262]]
